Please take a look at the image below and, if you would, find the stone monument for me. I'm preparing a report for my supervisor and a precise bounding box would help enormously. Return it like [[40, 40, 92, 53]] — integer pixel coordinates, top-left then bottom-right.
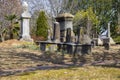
[[55, 13, 74, 42], [20, 1, 33, 41]]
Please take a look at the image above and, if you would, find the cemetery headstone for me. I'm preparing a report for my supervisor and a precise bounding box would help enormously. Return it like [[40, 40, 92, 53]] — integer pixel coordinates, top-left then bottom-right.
[[53, 22, 60, 42], [76, 27, 84, 44]]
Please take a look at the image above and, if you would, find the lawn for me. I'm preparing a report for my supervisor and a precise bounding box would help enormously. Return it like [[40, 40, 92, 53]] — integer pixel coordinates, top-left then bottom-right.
[[0, 66, 120, 80]]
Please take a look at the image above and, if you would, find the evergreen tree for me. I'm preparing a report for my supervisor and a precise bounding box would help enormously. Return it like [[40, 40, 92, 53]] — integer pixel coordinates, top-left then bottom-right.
[[36, 11, 49, 40]]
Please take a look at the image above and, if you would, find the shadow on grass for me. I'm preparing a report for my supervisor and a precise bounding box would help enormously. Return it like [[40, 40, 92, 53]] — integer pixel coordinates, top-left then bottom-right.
[[0, 48, 120, 77]]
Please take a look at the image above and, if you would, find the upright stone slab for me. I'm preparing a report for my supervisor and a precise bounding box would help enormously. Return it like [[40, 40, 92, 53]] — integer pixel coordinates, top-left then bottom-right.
[[20, 1, 33, 41], [53, 22, 60, 42], [55, 13, 74, 42], [83, 19, 92, 44]]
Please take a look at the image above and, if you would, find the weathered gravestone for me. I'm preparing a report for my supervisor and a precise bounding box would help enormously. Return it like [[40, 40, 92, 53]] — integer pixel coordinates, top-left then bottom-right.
[[20, 1, 33, 42]]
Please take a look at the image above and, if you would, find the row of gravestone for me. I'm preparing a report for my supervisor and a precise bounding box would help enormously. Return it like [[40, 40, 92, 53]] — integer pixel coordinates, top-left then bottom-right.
[[20, 1, 91, 44], [38, 13, 92, 55], [20, 1, 92, 55]]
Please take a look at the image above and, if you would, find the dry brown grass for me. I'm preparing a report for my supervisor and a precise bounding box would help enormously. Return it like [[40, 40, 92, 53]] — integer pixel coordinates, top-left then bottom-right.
[[0, 39, 120, 79]]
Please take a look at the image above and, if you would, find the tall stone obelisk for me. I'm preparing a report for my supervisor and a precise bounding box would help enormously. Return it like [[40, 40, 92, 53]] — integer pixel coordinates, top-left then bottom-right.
[[20, 1, 33, 41]]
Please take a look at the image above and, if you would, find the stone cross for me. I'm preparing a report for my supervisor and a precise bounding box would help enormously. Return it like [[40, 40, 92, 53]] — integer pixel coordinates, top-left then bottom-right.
[[20, 1, 33, 42]]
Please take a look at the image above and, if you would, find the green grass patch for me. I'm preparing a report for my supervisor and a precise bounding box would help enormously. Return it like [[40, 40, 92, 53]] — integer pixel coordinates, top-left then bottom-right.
[[1, 66, 120, 80]]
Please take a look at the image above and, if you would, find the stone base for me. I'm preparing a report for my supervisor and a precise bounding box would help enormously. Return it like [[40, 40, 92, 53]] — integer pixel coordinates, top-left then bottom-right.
[[20, 35, 33, 42], [20, 37, 33, 42]]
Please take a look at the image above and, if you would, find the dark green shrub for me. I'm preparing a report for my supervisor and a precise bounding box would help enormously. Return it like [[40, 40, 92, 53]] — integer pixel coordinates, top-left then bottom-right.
[[36, 11, 49, 40]]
